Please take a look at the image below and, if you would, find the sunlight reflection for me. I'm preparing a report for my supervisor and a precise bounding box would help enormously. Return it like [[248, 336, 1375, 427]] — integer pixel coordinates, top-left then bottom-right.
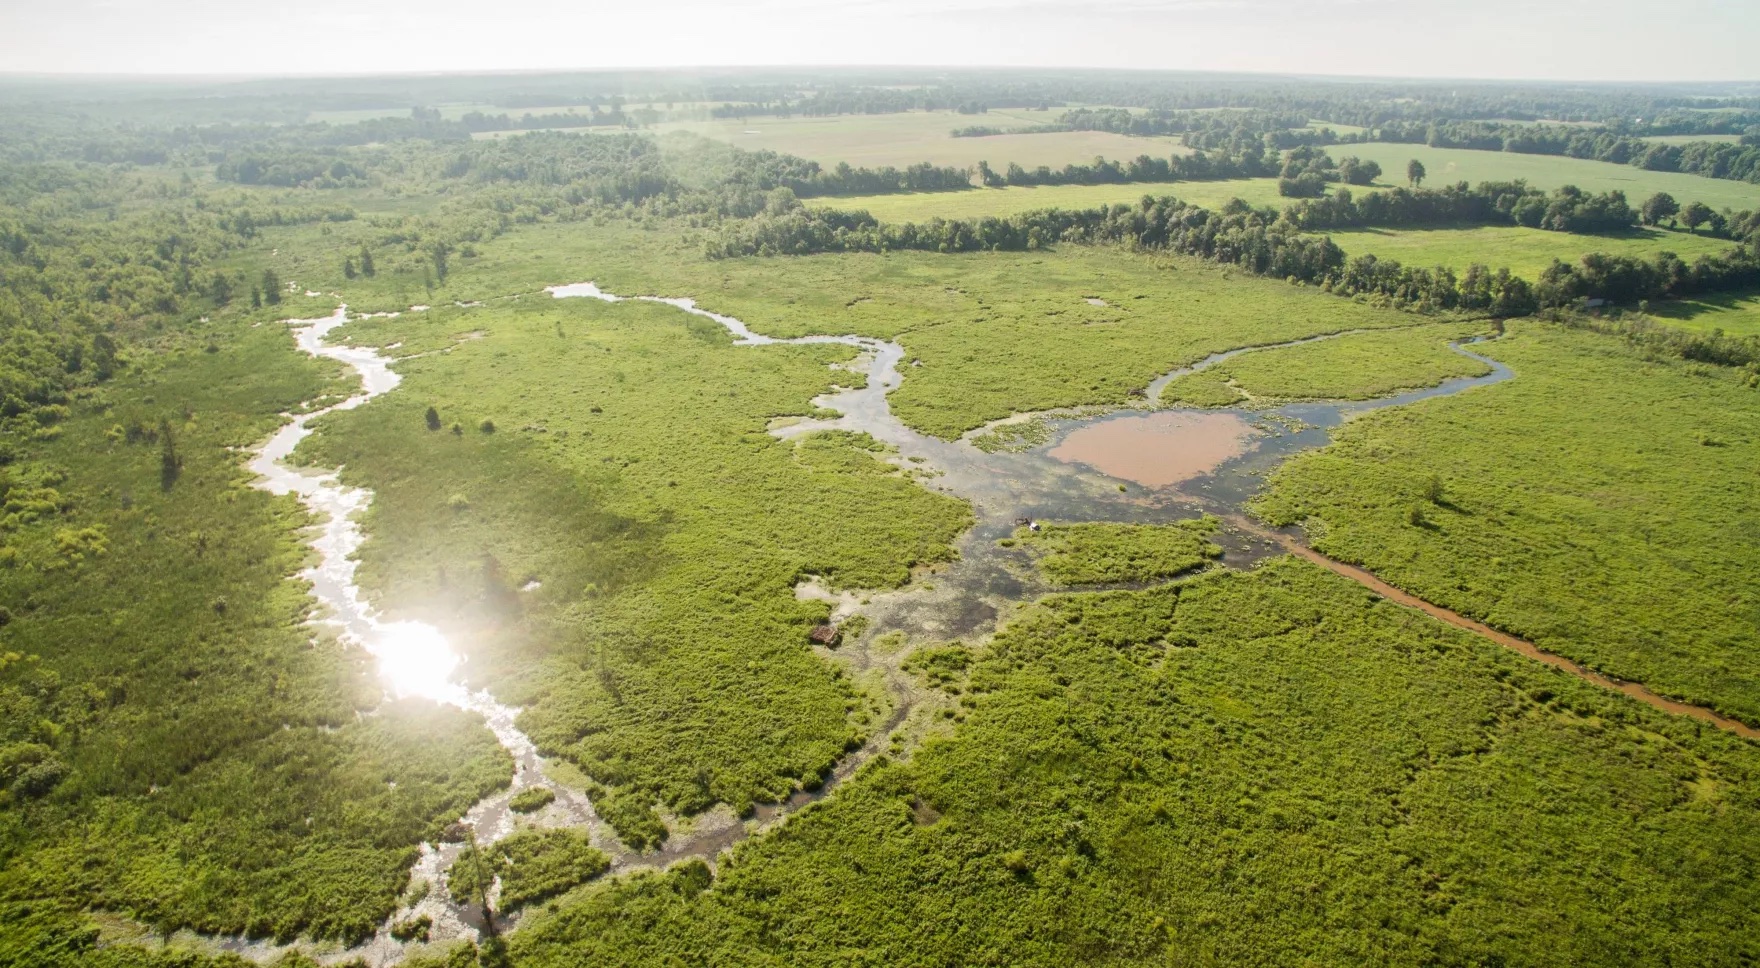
[[371, 620, 465, 702]]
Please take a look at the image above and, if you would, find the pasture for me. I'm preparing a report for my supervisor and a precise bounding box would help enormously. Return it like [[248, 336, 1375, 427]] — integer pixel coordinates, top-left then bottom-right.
[[1649, 287, 1760, 336], [645, 111, 1194, 171], [808, 178, 1297, 222], [1319, 224, 1735, 280], [1340, 142, 1760, 212]]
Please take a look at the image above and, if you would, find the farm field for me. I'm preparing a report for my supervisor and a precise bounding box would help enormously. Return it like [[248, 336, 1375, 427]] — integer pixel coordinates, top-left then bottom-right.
[[1649, 288, 1760, 336], [644, 111, 1194, 170], [808, 178, 1299, 221], [1638, 133, 1745, 145], [1319, 224, 1734, 280], [1342, 142, 1760, 212]]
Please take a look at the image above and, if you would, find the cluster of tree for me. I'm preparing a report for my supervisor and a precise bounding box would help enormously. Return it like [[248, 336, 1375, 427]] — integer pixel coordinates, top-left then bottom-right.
[[1284, 181, 1642, 234], [982, 145, 1279, 188], [711, 193, 1760, 337], [1274, 148, 1384, 196], [1374, 119, 1760, 184], [215, 153, 369, 187], [952, 108, 1354, 155], [457, 108, 634, 133]]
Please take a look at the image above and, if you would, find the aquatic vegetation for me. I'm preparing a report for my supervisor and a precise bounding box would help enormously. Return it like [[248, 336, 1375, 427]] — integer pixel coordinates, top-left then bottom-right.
[[299, 295, 972, 843], [459, 829, 611, 911], [510, 560, 1760, 966], [1161, 322, 1493, 405], [508, 787, 557, 814], [0, 327, 512, 945], [1015, 519, 1222, 585], [1257, 321, 1760, 723]]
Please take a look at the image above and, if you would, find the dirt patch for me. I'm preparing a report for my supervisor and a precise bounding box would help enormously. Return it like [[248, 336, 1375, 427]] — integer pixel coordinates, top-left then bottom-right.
[[1049, 411, 1258, 488]]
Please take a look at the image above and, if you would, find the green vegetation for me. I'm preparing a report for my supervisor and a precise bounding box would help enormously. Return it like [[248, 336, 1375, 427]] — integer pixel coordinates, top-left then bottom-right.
[[649, 111, 1192, 172], [510, 560, 1760, 966], [1014, 519, 1221, 585], [1340, 143, 1760, 213], [1649, 288, 1760, 337], [1321, 225, 1732, 282], [0, 316, 512, 945], [509, 787, 557, 813], [299, 295, 972, 844], [1257, 322, 1760, 723], [450, 829, 609, 911], [806, 179, 1297, 221], [970, 417, 1053, 453], [1161, 323, 1493, 405], [7, 69, 1760, 964], [388, 222, 1422, 439]]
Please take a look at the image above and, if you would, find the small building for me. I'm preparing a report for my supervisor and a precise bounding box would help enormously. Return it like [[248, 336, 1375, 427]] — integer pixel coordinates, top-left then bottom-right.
[[809, 623, 842, 647]]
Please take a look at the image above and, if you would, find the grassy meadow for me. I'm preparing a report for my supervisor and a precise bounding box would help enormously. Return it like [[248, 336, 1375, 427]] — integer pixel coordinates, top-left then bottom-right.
[[645, 110, 1194, 171], [1341, 142, 1760, 212], [1320, 224, 1734, 281], [808, 178, 1304, 221], [300, 294, 972, 844], [508, 559, 1760, 967], [1257, 321, 1760, 724], [258, 219, 1429, 440], [1160, 321, 1494, 406], [1013, 519, 1222, 585], [0, 305, 512, 945], [1648, 288, 1760, 337]]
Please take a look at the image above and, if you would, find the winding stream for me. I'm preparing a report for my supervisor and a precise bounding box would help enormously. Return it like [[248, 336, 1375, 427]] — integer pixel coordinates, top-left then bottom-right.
[[229, 287, 1748, 963]]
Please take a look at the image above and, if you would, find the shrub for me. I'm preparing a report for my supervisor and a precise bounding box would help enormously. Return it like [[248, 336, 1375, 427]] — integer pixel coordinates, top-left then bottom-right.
[[509, 786, 556, 813]]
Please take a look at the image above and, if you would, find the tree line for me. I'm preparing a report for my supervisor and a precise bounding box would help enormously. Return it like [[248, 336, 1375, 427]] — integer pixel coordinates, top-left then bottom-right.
[[1374, 119, 1760, 184], [708, 194, 1760, 367]]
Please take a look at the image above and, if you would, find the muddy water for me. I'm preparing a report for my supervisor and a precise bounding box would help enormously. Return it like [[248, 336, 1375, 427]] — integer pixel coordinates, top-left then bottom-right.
[[1050, 411, 1259, 488]]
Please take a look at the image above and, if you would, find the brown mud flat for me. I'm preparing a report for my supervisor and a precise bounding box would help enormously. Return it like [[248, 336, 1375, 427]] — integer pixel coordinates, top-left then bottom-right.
[[1224, 516, 1760, 740], [1050, 411, 1258, 488]]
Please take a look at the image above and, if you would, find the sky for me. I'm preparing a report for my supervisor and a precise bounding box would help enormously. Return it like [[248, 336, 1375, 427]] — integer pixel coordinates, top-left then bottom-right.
[[2, 0, 1757, 81]]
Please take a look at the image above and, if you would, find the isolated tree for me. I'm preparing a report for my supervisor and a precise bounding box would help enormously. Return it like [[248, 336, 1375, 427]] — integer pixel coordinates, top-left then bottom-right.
[[360, 246, 376, 277], [1680, 201, 1713, 233], [425, 406, 442, 431], [158, 419, 181, 490], [343, 256, 357, 280], [431, 242, 451, 283], [261, 269, 281, 304], [1406, 159, 1426, 188], [1640, 192, 1679, 227], [208, 271, 234, 305], [250, 288, 262, 309]]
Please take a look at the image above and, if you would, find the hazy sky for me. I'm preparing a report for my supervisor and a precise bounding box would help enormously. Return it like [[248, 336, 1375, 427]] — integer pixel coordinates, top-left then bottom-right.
[[3, 0, 1757, 81]]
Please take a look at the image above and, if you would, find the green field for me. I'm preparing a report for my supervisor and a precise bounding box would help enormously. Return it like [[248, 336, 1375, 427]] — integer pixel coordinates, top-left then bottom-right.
[[1320, 224, 1735, 280], [1161, 321, 1494, 406], [1344, 142, 1760, 212], [1649, 288, 1760, 336], [8, 72, 1760, 968], [291, 221, 1422, 440], [808, 178, 1306, 221], [1639, 133, 1745, 145], [1257, 322, 1760, 723], [645, 111, 1193, 171], [508, 559, 1760, 967], [303, 295, 972, 844]]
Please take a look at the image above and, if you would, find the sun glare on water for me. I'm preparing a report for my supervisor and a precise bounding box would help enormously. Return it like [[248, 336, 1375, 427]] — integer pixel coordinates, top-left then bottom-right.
[[371, 620, 465, 703]]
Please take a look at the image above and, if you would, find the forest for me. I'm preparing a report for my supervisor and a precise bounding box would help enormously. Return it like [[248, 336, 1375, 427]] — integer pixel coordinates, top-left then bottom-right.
[[1, 66, 1758, 968]]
